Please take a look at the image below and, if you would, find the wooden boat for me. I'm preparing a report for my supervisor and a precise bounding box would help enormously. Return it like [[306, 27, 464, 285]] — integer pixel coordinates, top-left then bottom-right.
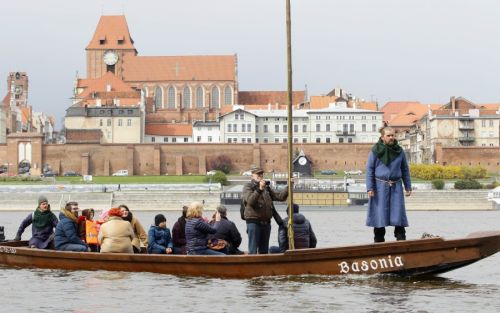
[[0, 231, 498, 278]]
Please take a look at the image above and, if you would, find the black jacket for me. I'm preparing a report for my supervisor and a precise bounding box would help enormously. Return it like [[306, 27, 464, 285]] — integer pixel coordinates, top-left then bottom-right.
[[277, 213, 317, 252], [209, 217, 242, 254], [185, 218, 217, 252]]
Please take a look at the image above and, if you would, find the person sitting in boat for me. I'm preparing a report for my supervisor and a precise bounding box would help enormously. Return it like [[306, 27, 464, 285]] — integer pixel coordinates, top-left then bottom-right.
[[98, 207, 136, 253], [14, 195, 58, 249], [208, 205, 243, 255], [185, 202, 224, 256], [269, 204, 317, 253], [54, 202, 89, 252], [172, 205, 188, 254], [147, 214, 173, 254], [242, 166, 289, 254], [119, 204, 148, 253], [78, 208, 99, 252]]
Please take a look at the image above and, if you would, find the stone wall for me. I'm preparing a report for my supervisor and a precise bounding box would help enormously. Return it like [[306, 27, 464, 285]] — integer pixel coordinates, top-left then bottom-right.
[[436, 144, 500, 171]]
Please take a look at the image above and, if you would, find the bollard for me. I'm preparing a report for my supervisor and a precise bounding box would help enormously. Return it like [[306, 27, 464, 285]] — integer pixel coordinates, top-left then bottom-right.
[[0, 226, 5, 242]]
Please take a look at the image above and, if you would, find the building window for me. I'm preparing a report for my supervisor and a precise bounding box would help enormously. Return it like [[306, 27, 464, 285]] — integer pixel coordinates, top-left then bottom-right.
[[154, 86, 163, 109], [294, 138, 299, 143], [127, 119, 132, 126], [326, 124, 330, 132], [247, 124, 251, 132], [172, 138, 177, 143], [118, 119, 122, 126], [233, 124, 237, 132], [326, 138, 331, 143], [283, 125, 287, 133], [107, 119, 111, 126], [152, 137, 156, 143], [264, 125, 268, 133], [184, 138, 188, 142], [99, 119, 103, 127], [283, 138, 287, 143], [256, 125, 259, 133], [164, 137, 168, 142], [316, 138, 321, 143], [303, 125, 307, 133], [372, 116, 377, 120], [242, 124, 246, 132], [294, 125, 298, 133], [196, 87, 204, 108], [302, 138, 307, 143], [224, 86, 232, 105], [362, 124, 366, 132], [228, 124, 232, 132], [227, 138, 232, 143], [275, 125, 279, 133], [372, 124, 377, 132], [248, 138, 251, 143], [183, 86, 191, 108], [350, 124, 354, 133], [256, 138, 259, 143], [128, 109, 133, 114], [168, 86, 176, 109], [275, 138, 279, 143], [348, 138, 353, 143], [489, 120, 494, 127], [210, 86, 220, 109], [242, 138, 246, 144], [316, 124, 320, 132], [339, 138, 344, 143], [240, 113, 245, 120], [197, 136, 201, 142], [208, 136, 212, 142], [263, 138, 268, 143]]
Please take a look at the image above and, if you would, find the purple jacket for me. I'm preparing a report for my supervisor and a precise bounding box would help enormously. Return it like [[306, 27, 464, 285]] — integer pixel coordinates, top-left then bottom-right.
[[16, 211, 59, 249]]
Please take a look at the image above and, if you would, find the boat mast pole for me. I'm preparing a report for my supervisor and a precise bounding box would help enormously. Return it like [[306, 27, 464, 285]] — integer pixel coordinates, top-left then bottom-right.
[[286, 0, 295, 250]]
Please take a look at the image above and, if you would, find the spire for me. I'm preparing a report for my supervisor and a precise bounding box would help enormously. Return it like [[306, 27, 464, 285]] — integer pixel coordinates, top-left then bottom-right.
[[86, 15, 136, 52]]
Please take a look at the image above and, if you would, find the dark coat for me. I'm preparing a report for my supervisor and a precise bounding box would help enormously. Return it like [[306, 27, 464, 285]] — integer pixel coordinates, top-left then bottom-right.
[[147, 225, 173, 254], [172, 216, 187, 254], [185, 218, 217, 252], [277, 213, 317, 252], [242, 180, 288, 222], [209, 217, 242, 254], [54, 212, 87, 250], [16, 211, 58, 249]]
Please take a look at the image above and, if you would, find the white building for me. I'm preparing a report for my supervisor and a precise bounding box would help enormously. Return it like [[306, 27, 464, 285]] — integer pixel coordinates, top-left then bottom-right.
[[192, 121, 220, 143], [218, 106, 383, 144]]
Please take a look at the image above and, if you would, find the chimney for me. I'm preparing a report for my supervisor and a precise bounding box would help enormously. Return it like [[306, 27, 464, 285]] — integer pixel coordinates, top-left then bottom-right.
[[451, 96, 456, 112], [96, 98, 101, 107]]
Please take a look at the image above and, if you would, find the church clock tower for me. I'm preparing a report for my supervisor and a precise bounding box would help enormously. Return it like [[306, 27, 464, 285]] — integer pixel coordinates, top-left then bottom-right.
[[86, 15, 137, 80]]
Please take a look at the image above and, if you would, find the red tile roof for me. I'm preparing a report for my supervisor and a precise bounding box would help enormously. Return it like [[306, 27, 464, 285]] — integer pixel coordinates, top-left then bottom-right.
[[122, 55, 236, 82], [86, 15, 136, 51], [238, 91, 305, 107], [145, 124, 193, 136], [76, 72, 140, 107]]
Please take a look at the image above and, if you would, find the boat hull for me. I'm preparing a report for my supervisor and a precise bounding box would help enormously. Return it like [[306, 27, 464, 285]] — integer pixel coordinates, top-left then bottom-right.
[[0, 231, 498, 278]]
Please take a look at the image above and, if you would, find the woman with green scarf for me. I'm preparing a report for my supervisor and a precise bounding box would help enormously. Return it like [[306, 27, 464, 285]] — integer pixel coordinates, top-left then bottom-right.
[[14, 195, 59, 249], [366, 127, 412, 243]]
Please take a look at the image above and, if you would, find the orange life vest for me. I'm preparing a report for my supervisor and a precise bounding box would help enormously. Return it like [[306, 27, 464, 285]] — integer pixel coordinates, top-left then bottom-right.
[[85, 220, 99, 245]]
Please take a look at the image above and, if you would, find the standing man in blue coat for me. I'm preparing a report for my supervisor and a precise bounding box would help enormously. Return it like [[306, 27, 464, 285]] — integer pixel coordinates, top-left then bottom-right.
[[366, 126, 412, 242]]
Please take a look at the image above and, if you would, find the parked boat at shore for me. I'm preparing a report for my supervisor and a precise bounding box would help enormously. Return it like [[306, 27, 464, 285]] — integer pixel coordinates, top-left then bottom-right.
[[0, 231, 498, 278]]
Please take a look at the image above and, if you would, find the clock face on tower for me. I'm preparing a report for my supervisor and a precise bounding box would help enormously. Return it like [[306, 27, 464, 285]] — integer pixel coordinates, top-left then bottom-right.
[[298, 156, 307, 165], [103, 50, 119, 66]]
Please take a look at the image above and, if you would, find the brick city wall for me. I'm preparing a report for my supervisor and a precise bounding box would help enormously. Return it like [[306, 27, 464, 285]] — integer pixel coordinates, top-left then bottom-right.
[[1, 140, 498, 175]]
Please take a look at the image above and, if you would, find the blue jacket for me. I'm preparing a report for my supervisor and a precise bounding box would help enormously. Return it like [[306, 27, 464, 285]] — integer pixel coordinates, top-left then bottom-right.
[[54, 212, 87, 250], [366, 151, 411, 227], [277, 213, 317, 252], [16, 210, 58, 249], [185, 218, 217, 252], [147, 225, 173, 254]]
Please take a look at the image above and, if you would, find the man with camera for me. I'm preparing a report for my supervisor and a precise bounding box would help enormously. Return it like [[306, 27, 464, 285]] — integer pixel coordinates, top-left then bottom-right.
[[242, 166, 289, 254]]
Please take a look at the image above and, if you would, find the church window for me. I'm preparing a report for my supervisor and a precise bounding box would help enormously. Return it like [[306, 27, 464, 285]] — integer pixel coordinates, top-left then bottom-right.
[[168, 86, 176, 109], [183, 86, 191, 108], [196, 87, 204, 108], [224, 86, 232, 105], [210, 86, 220, 109], [154, 86, 163, 109]]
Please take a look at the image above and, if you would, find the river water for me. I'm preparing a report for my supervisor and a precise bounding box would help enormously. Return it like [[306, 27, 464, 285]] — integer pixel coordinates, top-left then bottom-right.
[[0, 209, 499, 313]]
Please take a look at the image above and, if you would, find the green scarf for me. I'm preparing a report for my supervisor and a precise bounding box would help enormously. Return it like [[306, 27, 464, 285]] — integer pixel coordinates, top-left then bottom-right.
[[33, 206, 56, 229], [371, 138, 402, 166]]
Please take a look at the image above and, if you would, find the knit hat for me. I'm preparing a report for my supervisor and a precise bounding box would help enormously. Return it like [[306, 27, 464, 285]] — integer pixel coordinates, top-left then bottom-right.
[[289, 203, 299, 214], [154, 214, 166, 226], [38, 195, 48, 205]]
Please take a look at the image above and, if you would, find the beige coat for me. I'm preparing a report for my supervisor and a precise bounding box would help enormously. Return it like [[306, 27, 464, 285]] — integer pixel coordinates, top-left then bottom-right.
[[98, 217, 135, 253], [130, 217, 148, 250]]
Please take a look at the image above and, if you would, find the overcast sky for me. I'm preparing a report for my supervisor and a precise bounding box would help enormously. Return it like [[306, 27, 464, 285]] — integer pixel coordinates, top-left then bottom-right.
[[1, 0, 499, 128]]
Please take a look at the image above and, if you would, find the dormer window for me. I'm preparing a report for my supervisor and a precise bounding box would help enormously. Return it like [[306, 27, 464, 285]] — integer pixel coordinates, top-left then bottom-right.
[[99, 36, 106, 45], [117, 36, 124, 45]]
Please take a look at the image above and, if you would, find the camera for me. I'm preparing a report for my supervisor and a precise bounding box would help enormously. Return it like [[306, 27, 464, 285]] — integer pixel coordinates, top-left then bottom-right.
[[265, 180, 271, 186]]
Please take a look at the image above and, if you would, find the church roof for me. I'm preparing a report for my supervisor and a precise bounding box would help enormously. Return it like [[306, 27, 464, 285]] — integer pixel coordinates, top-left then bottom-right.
[[122, 55, 236, 82], [86, 15, 136, 51]]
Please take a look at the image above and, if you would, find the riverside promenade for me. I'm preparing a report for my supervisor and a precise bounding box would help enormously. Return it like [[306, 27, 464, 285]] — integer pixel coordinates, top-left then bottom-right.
[[0, 183, 496, 211]]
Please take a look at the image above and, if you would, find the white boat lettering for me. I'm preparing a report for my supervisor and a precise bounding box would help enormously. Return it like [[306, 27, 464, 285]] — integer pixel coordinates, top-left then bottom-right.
[[0, 247, 16, 254], [338, 255, 404, 274]]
